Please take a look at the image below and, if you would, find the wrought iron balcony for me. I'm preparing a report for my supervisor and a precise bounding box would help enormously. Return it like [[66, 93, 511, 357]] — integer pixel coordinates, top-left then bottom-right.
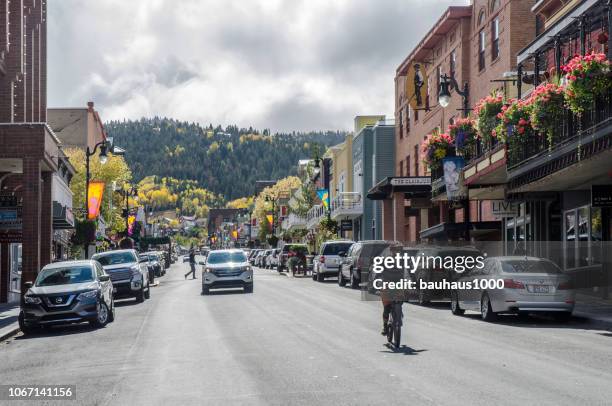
[[508, 91, 612, 190], [330, 192, 362, 220], [281, 213, 306, 231], [306, 204, 325, 229]]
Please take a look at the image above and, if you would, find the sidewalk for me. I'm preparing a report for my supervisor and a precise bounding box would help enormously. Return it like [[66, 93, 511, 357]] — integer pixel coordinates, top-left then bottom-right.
[[573, 295, 612, 326], [0, 303, 20, 341]]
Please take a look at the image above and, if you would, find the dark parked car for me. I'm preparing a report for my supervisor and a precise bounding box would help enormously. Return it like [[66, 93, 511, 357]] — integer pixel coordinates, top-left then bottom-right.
[[337, 240, 402, 292], [19, 260, 115, 334], [92, 249, 150, 302], [145, 251, 164, 277]]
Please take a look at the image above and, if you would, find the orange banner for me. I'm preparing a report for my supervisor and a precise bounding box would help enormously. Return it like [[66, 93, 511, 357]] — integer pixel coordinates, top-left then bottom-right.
[[87, 181, 105, 220], [266, 214, 273, 230]]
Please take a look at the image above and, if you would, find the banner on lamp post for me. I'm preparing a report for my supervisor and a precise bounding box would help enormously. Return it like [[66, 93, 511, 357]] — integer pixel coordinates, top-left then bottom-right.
[[87, 181, 105, 220], [127, 215, 136, 236], [442, 157, 467, 201], [266, 214, 273, 231], [317, 189, 330, 210]]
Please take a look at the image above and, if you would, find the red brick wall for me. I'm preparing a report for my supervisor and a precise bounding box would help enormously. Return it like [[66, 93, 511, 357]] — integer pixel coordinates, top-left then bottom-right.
[[0, 0, 47, 123]]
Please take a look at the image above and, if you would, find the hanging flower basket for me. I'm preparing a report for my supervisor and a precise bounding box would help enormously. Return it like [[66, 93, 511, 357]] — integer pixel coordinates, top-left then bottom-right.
[[528, 82, 565, 147], [421, 131, 455, 171], [562, 52, 611, 115], [474, 93, 504, 148], [448, 117, 477, 155], [495, 99, 533, 142]]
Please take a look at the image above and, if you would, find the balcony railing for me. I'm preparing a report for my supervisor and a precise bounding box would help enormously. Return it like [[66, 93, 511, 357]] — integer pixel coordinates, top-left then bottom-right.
[[508, 92, 612, 170], [281, 213, 306, 231], [463, 138, 501, 164], [306, 204, 325, 229], [330, 192, 362, 219]]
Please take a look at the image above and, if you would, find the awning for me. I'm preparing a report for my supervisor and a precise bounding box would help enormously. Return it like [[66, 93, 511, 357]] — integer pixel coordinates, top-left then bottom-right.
[[420, 221, 501, 240], [52, 201, 75, 229], [367, 177, 432, 200]]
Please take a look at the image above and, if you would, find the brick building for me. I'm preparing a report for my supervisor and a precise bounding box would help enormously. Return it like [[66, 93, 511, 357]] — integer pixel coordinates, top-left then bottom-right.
[[0, 0, 64, 303], [379, 0, 536, 243]]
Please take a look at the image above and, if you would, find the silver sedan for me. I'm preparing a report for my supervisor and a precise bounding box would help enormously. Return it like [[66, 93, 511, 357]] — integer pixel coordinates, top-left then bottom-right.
[[451, 256, 575, 322]]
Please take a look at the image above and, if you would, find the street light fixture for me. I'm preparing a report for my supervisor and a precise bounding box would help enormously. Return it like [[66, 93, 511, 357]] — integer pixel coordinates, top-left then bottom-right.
[[437, 73, 470, 118], [85, 137, 125, 214]]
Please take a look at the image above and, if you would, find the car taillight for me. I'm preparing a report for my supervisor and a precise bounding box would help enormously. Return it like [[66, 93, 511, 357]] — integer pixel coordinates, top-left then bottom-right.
[[557, 281, 572, 290], [319, 255, 325, 263], [503, 279, 525, 289]]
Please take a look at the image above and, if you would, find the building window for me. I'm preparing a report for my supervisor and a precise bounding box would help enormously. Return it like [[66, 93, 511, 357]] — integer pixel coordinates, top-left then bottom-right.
[[450, 50, 457, 77], [398, 108, 403, 139], [491, 17, 500, 60], [406, 155, 411, 176], [478, 10, 486, 26], [436, 65, 441, 99], [399, 160, 404, 177], [479, 30, 486, 71], [405, 107, 411, 134], [414, 145, 419, 175]]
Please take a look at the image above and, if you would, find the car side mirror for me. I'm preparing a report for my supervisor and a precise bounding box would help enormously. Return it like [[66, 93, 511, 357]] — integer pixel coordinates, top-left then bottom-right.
[[99, 275, 110, 282], [24, 281, 33, 289]]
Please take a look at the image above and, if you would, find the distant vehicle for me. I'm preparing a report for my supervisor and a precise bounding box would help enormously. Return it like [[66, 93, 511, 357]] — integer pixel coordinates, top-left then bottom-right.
[[202, 249, 253, 294], [255, 250, 268, 268], [262, 250, 273, 268], [452, 256, 575, 321], [268, 248, 280, 269], [313, 240, 354, 282], [138, 253, 156, 284], [19, 260, 115, 334], [277, 244, 309, 272], [92, 249, 150, 302], [144, 252, 164, 277], [248, 250, 260, 265]]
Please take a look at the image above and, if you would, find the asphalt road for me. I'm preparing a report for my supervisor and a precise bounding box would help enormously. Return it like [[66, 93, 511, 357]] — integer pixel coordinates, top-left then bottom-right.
[[1, 263, 611, 406]]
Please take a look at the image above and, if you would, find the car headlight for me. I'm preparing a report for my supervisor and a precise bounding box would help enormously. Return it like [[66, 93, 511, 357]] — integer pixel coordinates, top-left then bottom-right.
[[242, 266, 252, 272], [204, 268, 213, 273], [24, 295, 42, 304], [77, 290, 98, 301], [130, 265, 141, 276]]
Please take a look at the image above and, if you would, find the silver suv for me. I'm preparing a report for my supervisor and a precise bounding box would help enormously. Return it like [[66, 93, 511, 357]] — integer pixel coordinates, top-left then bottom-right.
[[313, 240, 354, 282], [202, 249, 253, 294], [92, 249, 150, 302]]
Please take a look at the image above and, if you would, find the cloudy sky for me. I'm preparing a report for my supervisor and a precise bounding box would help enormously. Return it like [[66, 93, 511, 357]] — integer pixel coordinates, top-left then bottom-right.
[[48, 0, 468, 132]]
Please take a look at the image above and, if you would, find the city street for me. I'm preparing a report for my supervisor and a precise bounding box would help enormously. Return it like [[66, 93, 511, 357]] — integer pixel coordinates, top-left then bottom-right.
[[0, 262, 611, 405]]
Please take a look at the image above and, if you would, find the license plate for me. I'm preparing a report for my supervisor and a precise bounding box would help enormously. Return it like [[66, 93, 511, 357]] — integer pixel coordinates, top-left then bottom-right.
[[532, 285, 549, 293]]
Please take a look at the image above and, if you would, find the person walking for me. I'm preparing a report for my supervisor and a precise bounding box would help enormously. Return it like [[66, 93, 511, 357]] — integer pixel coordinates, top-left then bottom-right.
[[185, 246, 197, 279]]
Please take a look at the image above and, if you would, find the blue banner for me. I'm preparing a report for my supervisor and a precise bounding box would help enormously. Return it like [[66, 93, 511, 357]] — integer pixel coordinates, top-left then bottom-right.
[[442, 157, 467, 200], [317, 189, 330, 210]]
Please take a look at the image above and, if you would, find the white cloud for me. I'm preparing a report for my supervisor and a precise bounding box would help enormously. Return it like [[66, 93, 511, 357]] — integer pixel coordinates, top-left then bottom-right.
[[48, 0, 468, 132]]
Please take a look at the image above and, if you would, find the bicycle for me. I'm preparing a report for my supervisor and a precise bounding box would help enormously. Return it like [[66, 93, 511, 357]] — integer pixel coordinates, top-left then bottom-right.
[[386, 301, 403, 350]]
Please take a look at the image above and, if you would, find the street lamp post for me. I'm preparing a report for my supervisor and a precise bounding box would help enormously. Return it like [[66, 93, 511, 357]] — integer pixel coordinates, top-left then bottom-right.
[[85, 137, 125, 215], [116, 185, 138, 233], [438, 72, 471, 241]]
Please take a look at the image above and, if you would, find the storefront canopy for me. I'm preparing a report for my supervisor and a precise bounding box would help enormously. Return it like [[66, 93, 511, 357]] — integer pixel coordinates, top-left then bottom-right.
[[367, 177, 432, 200]]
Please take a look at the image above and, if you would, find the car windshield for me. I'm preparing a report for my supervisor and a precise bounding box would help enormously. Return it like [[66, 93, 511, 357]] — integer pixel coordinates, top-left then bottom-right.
[[93, 251, 137, 266], [35, 266, 94, 286], [361, 243, 392, 258], [501, 259, 562, 274], [207, 251, 247, 264], [323, 243, 353, 255]]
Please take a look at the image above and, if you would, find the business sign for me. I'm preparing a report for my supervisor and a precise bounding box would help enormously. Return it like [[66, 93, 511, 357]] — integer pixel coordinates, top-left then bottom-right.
[[0, 209, 21, 230], [340, 220, 353, 231], [405, 62, 428, 111], [390, 177, 431, 186], [87, 181, 105, 220], [491, 200, 519, 218], [592, 185, 612, 207], [442, 157, 467, 200]]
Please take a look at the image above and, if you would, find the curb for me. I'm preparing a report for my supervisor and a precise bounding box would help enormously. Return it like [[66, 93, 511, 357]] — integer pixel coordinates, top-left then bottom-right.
[[0, 326, 20, 342]]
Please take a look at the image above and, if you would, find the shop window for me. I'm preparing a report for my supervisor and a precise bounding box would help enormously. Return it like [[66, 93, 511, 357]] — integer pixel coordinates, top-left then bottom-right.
[[564, 206, 603, 269]]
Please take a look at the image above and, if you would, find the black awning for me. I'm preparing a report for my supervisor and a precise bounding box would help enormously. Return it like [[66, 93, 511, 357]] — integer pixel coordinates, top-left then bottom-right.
[[420, 221, 501, 240], [367, 177, 432, 200], [52, 201, 75, 230]]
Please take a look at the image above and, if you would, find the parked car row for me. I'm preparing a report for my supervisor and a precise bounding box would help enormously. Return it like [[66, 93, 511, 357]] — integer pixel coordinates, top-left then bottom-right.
[[252, 238, 577, 323], [19, 248, 174, 335]]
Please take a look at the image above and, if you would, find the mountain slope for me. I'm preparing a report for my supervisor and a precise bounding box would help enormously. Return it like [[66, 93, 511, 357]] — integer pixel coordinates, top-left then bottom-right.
[[106, 118, 346, 199]]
